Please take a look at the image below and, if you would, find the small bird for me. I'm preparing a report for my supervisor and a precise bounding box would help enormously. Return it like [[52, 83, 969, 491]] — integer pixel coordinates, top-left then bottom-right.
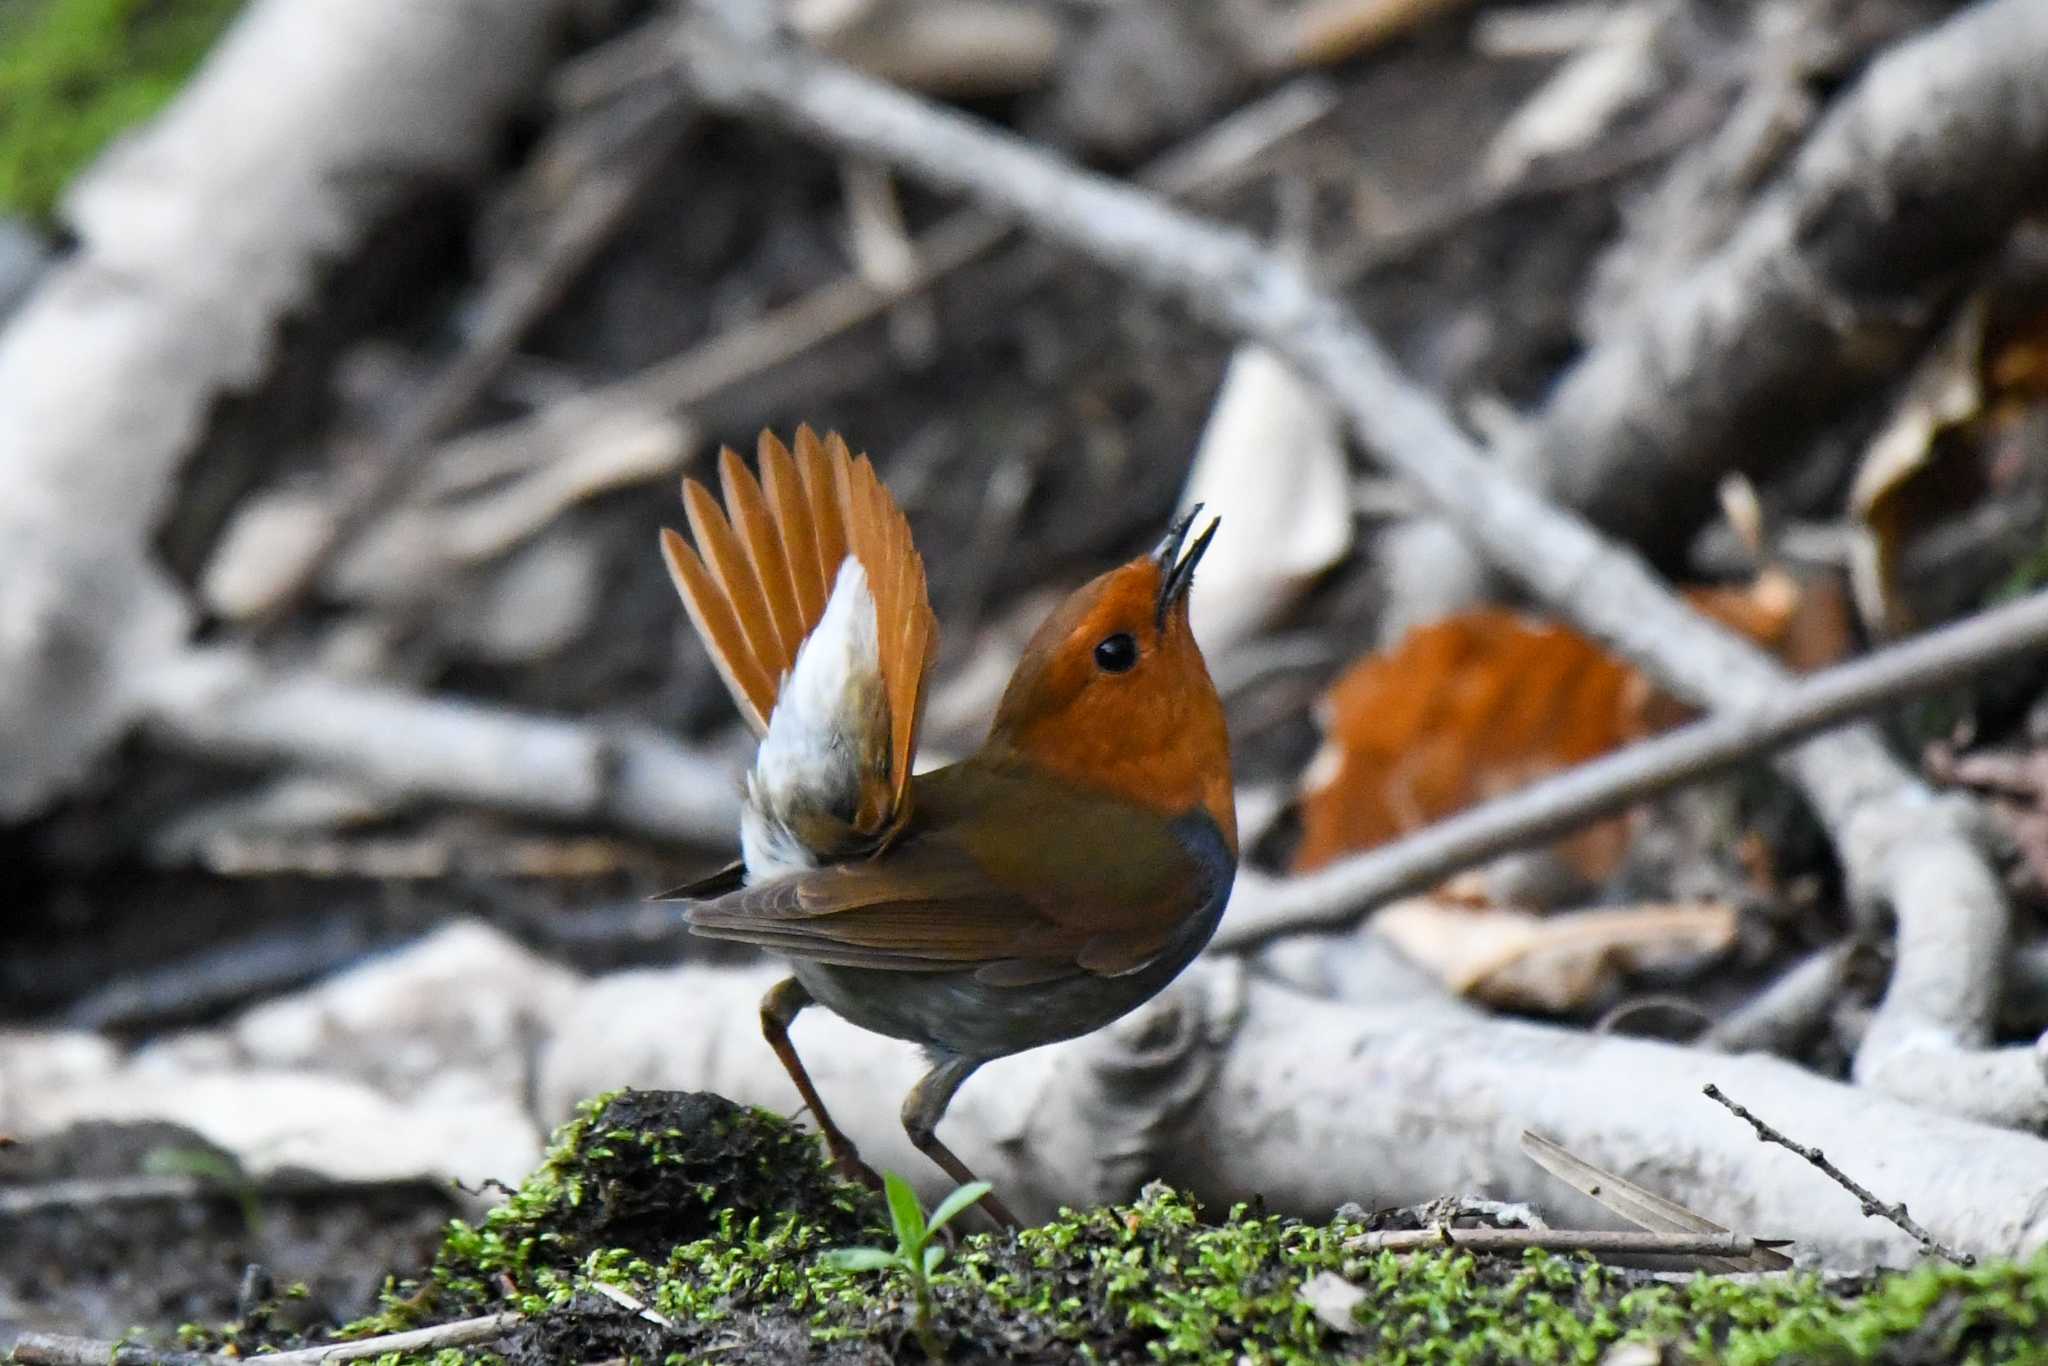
[[660, 427, 1234, 1227]]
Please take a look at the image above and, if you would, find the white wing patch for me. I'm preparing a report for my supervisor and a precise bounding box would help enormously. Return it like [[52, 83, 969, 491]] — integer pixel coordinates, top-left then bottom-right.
[[741, 556, 890, 881]]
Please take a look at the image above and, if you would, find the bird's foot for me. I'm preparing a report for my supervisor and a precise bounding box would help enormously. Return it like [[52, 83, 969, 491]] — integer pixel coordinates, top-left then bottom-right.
[[824, 1137, 886, 1194]]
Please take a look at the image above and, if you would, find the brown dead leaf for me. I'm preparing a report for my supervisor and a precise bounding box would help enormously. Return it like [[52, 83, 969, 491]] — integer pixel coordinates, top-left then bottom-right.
[[1293, 572, 1832, 877], [1846, 287, 2048, 638], [1375, 899, 1737, 1012], [1849, 295, 1990, 637]]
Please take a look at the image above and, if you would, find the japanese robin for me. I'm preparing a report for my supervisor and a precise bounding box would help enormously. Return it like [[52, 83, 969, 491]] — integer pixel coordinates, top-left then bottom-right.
[[661, 427, 1234, 1226]]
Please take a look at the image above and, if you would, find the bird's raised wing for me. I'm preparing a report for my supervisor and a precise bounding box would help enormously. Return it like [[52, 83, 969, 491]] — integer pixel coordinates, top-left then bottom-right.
[[661, 427, 936, 831]]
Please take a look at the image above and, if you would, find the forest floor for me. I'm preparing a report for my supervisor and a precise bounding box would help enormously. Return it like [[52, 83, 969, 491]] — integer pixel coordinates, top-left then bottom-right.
[[10, 0, 2048, 1358]]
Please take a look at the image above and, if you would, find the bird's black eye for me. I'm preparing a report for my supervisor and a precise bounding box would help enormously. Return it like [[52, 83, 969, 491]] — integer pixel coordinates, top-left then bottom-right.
[[1094, 632, 1139, 673]]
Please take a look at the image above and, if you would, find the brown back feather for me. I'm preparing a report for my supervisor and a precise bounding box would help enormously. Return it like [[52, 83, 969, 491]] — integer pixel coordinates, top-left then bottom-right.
[[661, 426, 936, 823]]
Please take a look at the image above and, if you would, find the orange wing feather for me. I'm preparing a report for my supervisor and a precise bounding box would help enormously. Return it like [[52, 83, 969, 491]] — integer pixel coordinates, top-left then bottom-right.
[[662, 426, 937, 826], [757, 432, 827, 625]]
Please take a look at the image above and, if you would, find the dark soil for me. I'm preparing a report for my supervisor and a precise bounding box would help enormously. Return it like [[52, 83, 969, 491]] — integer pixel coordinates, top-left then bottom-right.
[[0, 1121, 453, 1343]]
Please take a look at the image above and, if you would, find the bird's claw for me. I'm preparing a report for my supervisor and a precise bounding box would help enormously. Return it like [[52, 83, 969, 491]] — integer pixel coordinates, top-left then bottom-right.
[[827, 1141, 885, 1193]]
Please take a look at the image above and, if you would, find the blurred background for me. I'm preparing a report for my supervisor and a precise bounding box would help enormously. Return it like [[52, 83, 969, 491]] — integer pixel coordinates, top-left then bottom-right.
[[6, 0, 2048, 1344]]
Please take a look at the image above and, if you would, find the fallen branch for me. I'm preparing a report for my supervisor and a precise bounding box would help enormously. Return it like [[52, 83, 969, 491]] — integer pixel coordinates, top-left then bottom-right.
[[0, 0, 575, 819], [254, 97, 700, 623], [1386, 0, 2048, 624], [6, 1338, 228, 1366], [542, 958, 2048, 1266], [666, 3, 2036, 1131], [137, 647, 739, 844], [7, 1313, 522, 1366], [1703, 1083, 1974, 1267], [431, 74, 1339, 481], [1534, 0, 2048, 553], [1348, 1228, 1786, 1259], [0, 1171, 435, 1218], [1213, 588, 2048, 949], [267, 1314, 524, 1364]]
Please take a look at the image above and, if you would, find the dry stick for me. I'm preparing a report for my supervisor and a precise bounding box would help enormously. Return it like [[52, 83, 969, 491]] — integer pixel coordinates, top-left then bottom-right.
[[432, 76, 1341, 476], [6, 1339, 229, 1366], [1348, 1228, 1787, 1258], [1530, 0, 2048, 555], [1379, 1, 2048, 638], [0, 0, 569, 820], [0, 1172, 433, 1218], [258, 100, 696, 624], [137, 646, 740, 844], [7, 1314, 523, 1366], [1213, 588, 2048, 949], [668, 4, 2036, 1131], [1700, 944, 1857, 1056], [264, 1314, 525, 1364], [0, 1173, 245, 1217], [1282, 0, 1479, 68], [1703, 1083, 1974, 1267]]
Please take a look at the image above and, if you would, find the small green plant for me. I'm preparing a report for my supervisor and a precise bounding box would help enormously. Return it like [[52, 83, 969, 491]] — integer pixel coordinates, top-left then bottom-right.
[[821, 1171, 989, 1360], [142, 1142, 262, 1233]]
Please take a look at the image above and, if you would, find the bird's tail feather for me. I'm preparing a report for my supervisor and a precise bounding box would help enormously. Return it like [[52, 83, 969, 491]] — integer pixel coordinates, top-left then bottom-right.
[[661, 428, 935, 865]]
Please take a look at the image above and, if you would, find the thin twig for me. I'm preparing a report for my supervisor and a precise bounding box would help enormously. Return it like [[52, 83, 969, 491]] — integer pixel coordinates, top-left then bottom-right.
[[6, 1338, 230, 1366], [62, 915, 388, 1031], [1321, 82, 1727, 282], [0, 1174, 227, 1217], [265, 1313, 525, 1364], [1281, 0, 1478, 69], [8, 1314, 524, 1366], [258, 98, 696, 623], [433, 76, 1339, 477], [1518, 1128, 1791, 1272], [0, 1172, 434, 1218], [1211, 588, 2048, 949], [1347, 1227, 1788, 1258], [1700, 945, 1858, 1055], [1702, 1083, 1975, 1266]]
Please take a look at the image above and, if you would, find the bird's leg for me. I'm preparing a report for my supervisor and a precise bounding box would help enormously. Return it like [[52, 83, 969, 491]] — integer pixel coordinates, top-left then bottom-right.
[[902, 1054, 1020, 1230], [760, 976, 882, 1191]]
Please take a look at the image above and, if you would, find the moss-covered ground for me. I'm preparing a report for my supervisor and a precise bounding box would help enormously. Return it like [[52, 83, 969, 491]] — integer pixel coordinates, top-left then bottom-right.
[[0, 0, 246, 218], [170, 1090, 2048, 1364]]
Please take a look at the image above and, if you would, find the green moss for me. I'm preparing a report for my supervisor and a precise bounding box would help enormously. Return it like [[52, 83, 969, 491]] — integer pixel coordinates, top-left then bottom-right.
[[343, 1089, 878, 1343], [0, 0, 245, 218], [196, 1090, 2048, 1363]]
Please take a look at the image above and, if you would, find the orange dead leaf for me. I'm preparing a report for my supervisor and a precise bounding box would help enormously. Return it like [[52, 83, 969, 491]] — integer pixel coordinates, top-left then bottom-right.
[[1293, 572, 1838, 878]]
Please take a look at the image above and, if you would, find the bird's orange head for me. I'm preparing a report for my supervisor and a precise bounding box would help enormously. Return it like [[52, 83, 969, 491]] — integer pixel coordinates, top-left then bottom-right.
[[986, 508, 1236, 853]]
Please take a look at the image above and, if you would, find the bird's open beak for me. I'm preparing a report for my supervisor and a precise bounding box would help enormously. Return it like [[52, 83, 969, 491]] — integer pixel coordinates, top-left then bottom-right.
[[1154, 504, 1220, 628]]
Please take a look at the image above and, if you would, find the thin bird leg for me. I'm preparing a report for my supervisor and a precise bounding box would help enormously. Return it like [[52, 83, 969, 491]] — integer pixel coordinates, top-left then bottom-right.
[[901, 1054, 1020, 1230], [760, 976, 882, 1191]]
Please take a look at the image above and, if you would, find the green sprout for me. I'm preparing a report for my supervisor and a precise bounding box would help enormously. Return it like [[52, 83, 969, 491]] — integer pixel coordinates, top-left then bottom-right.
[[142, 1142, 262, 1233], [821, 1171, 989, 1360]]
